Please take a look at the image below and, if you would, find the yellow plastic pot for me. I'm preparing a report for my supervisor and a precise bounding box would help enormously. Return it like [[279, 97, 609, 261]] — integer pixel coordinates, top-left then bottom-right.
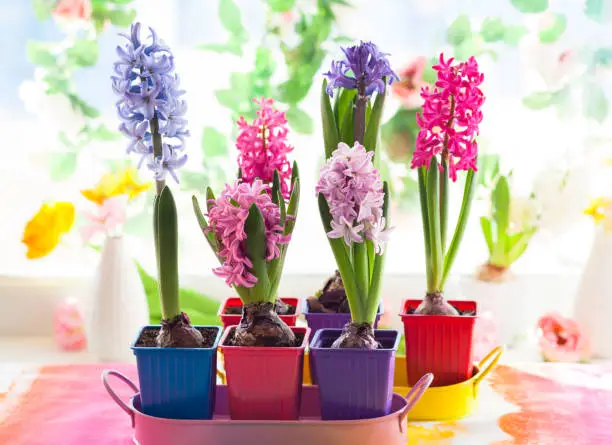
[[302, 345, 503, 421]]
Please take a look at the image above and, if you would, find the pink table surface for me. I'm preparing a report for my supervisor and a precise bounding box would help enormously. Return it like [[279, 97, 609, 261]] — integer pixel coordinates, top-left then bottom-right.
[[1, 362, 612, 444]]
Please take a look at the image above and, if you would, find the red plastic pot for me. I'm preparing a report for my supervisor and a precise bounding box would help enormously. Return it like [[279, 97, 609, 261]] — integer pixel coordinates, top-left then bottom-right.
[[400, 299, 477, 387], [219, 325, 310, 420], [217, 297, 301, 328]]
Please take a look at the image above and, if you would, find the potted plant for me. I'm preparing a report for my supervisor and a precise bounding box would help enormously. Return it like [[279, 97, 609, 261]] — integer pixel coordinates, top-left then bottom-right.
[[193, 99, 307, 420], [214, 98, 301, 328], [304, 42, 392, 335], [309, 41, 401, 421], [111, 23, 222, 420], [400, 53, 485, 387], [461, 173, 540, 346]]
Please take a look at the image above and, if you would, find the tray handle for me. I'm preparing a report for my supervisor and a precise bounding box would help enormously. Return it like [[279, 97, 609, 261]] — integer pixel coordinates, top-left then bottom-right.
[[398, 373, 434, 433], [473, 345, 504, 389], [102, 370, 138, 428]]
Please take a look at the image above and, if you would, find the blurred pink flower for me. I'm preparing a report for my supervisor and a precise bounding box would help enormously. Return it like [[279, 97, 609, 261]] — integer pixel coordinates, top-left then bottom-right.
[[53, 0, 92, 20], [391, 57, 429, 109], [472, 311, 500, 362], [81, 196, 127, 243], [537, 313, 590, 363]]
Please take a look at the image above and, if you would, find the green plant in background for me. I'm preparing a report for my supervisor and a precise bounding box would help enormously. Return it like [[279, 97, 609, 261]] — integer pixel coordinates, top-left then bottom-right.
[[187, 0, 351, 193], [516, 0, 611, 122], [27, 0, 137, 181], [477, 174, 540, 282]]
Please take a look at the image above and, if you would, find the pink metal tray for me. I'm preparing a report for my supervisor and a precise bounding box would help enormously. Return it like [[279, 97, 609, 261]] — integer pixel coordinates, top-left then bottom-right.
[[103, 370, 433, 445]]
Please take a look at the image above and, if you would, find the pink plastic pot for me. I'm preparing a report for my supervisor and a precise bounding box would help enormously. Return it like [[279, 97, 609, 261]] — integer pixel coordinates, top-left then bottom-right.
[[400, 299, 477, 387], [217, 297, 301, 328], [103, 370, 433, 445], [219, 325, 310, 420]]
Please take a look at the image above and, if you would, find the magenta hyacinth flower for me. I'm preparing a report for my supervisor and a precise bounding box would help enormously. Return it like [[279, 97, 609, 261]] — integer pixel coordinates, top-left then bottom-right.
[[206, 180, 291, 288], [236, 98, 293, 199], [316, 142, 392, 254], [411, 53, 485, 181]]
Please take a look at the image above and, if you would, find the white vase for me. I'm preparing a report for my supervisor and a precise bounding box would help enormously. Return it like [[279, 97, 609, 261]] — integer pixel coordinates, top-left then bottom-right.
[[85, 235, 149, 362], [460, 275, 532, 347], [573, 228, 612, 359]]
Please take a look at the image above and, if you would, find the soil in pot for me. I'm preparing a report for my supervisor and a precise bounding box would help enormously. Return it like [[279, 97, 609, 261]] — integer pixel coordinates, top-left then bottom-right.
[[404, 304, 476, 316], [135, 326, 219, 348], [224, 327, 305, 348], [306, 270, 351, 314], [224, 299, 296, 316]]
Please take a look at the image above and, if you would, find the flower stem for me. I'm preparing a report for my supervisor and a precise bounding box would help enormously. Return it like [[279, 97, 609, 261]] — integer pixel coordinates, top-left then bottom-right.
[[427, 157, 442, 292], [354, 81, 367, 144], [418, 167, 434, 292], [149, 115, 165, 196]]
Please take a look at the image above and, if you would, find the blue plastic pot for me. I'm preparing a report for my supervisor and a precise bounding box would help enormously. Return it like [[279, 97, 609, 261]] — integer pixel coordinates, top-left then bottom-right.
[[302, 301, 383, 337], [309, 328, 401, 421], [131, 325, 222, 420]]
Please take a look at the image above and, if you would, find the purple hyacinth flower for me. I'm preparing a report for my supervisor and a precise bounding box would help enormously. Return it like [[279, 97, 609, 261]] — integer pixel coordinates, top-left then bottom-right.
[[324, 41, 399, 97], [112, 22, 189, 183]]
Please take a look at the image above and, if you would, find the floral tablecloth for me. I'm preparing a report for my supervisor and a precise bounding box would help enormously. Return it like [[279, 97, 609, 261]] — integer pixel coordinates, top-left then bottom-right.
[[1, 362, 611, 444]]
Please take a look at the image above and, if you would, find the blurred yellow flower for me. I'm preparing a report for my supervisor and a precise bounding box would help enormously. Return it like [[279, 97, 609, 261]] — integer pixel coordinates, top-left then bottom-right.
[[81, 167, 150, 205], [584, 197, 612, 225], [22, 202, 75, 259]]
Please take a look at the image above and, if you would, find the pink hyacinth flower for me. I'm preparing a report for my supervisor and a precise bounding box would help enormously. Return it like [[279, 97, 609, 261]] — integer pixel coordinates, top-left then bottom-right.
[[206, 179, 290, 288], [316, 141, 393, 254], [411, 53, 485, 181], [236, 98, 294, 198]]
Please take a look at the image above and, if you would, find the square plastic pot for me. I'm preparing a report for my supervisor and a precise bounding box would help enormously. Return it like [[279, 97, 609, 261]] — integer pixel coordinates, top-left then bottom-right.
[[131, 325, 222, 420], [217, 297, 301, 329], [219, 325, 310, 420], [302, 300, 383, 337], [309, 328, 401, 420], [400, 299, 477, 387]]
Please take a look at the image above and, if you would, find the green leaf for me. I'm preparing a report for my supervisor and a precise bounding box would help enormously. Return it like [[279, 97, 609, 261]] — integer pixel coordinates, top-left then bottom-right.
[[197, 41, 243, 56], [339, 101, 355, 145], [215, 89, 242, 112], [201, 127, 228, 157], [511, 0, 549, 13], [539, 13, 566, 44], [426, 158, 442, 291], [477, 153, 500, 187], [363, 86, 386, 154], [503, 25, 528, 45], [583, 82, 609, 123], [522, 91, 556, 110], [219, 0, 246, 37], [84, 124, 120, 142], [32, 0, 55, 20], [321, 80, 339, 159], [266, 0, 295, 12], [156, 187, 180, 320], [67, 94, 100, 118], [255, 47, 275, 79], [446, 15, 472, 46], [492, 175, 510, 234], [284, 178, 299, 234], [26, 41, 56, 66], [230, 72, 251, 96], [585, 0, 612, 23], [47, 152, 77, 182], [244, 204, 271, 303], [333, 88, 357, 127], [286, 107, 314, 134], [107, 9, 136, 27], [277, 77, 311, 104], [66, 39, 99, 67], [481, 17, 505, 42], [480, 217, 494, 256]]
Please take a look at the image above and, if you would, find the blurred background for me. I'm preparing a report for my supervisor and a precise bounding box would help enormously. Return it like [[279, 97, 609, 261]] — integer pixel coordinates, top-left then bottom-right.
[[1, 0, 611, 354]]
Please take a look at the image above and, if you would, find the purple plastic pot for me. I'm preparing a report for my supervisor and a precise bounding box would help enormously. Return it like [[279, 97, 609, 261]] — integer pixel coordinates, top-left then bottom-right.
[[302, 300, 383, 337], [309, 328, 402, 421]]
